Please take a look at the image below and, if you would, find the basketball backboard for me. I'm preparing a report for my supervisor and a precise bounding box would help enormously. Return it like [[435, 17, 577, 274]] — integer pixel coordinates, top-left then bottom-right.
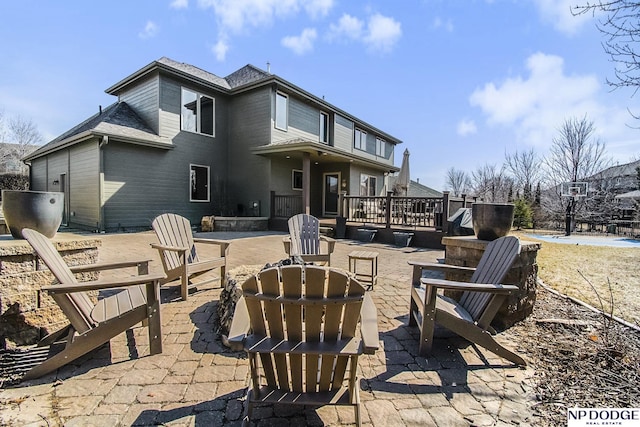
[[561, 182, 588, 198]]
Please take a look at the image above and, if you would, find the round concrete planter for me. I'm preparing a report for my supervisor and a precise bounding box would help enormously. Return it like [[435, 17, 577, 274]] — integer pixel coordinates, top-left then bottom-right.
[[1, 190, 64, 239], [471, 203, 515, 241]]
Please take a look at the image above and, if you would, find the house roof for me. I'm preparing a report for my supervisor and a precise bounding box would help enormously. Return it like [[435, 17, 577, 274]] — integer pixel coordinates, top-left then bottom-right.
[[107, 57, 402, 145], [388, 176, 442, 197], [24, 102, 171, 161]]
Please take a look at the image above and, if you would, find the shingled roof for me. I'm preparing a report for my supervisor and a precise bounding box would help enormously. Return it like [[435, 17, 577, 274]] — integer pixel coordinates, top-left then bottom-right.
[[24, 102, 169, 161]]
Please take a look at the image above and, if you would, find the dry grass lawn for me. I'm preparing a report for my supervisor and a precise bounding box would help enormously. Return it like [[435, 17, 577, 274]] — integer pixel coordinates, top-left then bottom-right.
[[514, 232, 640, 326]]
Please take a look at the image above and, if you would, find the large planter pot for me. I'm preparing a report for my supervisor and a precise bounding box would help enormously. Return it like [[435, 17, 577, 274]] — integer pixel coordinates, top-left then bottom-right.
[[1, 190, 64, 239], [393, 231, 414, 247], [471, 203, 515, 241], [356, 228, 377, 242]]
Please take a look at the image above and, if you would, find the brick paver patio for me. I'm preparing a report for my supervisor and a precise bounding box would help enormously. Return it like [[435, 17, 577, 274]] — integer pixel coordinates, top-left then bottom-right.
[[0, 231, 536, 426]]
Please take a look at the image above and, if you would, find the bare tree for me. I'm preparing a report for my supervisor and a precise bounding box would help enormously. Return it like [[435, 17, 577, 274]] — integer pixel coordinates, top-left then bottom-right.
[[504, 148, 543, 202], [573, 1, 640, 96], [470, 163, 512, 202], [542, 116, 611, 229], [445, 167, 471, 197], [0, 115, 42, 174]]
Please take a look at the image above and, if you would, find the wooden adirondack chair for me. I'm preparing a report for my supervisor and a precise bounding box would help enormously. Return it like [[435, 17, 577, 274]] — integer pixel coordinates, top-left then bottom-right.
[[408, 235, 526, 365], [21, 228, 164, 380], [283, 214, 336, 266], [228, 265, 379, 426], [151, 213, 230, 301]]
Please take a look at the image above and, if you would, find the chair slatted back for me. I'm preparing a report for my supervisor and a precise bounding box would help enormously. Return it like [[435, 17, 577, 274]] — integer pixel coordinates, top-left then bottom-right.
[[152, 213, 199, 271], [288, 214, 321, 256], [22, 228, 96, 334], [242, 265, 365, 393], [460, 236, 520, 320]]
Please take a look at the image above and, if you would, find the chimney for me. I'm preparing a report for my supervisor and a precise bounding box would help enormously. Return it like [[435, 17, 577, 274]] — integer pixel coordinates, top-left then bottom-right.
[[99, 105, 102, 114], [267, 62, 271, 74]]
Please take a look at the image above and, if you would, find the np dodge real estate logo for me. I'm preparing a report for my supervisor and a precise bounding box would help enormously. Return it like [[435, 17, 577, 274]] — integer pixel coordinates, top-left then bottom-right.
[[567, 408, 640, 426]]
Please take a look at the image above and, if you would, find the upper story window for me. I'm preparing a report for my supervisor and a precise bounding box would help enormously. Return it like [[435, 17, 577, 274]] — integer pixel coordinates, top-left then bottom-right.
[[181, 88, 215, 136], [354, 128, 367, 151], [376, 137, 386, 157], [275, 92, 288, 130], [320, 112, 329, 144]]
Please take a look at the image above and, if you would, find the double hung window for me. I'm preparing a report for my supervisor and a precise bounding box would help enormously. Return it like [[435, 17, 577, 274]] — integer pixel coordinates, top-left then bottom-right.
[[354, 128, 367, 151]]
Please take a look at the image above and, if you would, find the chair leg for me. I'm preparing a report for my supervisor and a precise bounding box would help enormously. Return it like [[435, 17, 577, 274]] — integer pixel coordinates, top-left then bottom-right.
[[181, 274, 189, 301]]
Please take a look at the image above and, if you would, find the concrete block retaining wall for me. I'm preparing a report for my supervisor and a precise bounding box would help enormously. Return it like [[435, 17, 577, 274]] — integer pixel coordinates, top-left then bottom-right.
[[0, 235, 101, 346]]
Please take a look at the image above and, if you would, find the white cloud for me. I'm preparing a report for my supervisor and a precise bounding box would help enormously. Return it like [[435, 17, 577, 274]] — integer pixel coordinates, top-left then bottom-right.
[[327, 13, 363, 41], [212, 38, 229, 61], [282, 28, 317, 55], [457, 119, 477, 136], [170, 0, 188, 9], [197, 0, 336, 60], [432, 16, 454, 32], [363, 13, 402, 53], [139, 21, 159, 39], [532, 0, 591, 35], [304, 0, 334, 19], [470, 52, 605, 148], [327, 13, 401, 53]]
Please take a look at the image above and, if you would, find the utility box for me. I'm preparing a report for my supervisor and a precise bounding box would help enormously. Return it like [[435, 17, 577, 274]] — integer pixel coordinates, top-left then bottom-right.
[[250, 200, 260, 216]]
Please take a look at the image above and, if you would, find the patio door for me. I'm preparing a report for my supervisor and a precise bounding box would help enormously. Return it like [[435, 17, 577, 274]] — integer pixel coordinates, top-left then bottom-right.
[[323, 172, 340, 216]]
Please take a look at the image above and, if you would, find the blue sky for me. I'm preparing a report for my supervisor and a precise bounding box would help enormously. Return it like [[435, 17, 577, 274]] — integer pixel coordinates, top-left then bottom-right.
[[1, 0, 638, 190]]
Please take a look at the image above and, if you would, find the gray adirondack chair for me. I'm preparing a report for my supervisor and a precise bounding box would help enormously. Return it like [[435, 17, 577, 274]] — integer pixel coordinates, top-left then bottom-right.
[[151, 213, 230, 301], [408, 235, 526, 365], [283, 214, 335, 265], [228, 265, 379, 426], [21, 228, 164, 380]]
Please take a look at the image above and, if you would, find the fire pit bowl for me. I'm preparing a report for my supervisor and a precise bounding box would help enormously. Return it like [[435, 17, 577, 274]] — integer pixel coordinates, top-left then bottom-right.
[[2, 190, 64, 239]]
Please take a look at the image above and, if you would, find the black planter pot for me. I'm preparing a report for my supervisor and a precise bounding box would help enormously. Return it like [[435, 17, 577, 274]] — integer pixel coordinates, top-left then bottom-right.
[[2, 190, 64, 239], [471, 203, 515, 241]]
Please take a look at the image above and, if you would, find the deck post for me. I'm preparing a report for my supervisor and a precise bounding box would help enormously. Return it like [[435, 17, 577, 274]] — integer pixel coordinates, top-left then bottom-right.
[[302, 152, 311, 215], [385, 191, 392, 228]]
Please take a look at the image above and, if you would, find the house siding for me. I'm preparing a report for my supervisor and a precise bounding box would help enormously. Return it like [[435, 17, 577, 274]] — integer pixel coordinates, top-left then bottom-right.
[[29, 158, 47, 190], [228, 87, 272, 216], [334, 114, 354, 153], [119, 74, 160, 134], [69, 141, 100, 228], [272, 94, 319, 143]]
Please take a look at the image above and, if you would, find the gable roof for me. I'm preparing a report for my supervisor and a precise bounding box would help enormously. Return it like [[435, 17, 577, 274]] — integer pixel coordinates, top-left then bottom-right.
[[24, 102, 170, 161]]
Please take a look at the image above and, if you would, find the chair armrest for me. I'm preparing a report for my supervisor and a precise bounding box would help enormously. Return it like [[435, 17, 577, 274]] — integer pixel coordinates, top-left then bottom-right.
[[420, 277, 519, 294], [193, 238, 231, 248], [360, 293, 379, 354], [409, 261, 475, 286], [227, 296, 250, 351], [320, 235, 336, 254], [69, 259, 152, 273], [282, 237, 293, 256], [43, 273, 166, 294], [150, 243, 188, 253]]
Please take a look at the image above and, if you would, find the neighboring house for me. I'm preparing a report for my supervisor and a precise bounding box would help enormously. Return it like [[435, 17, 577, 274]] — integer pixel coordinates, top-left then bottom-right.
[[1, 143, 37, 175], [587, 159, 640, 220], [24, 57, 401, 232], [387, 177, 442, 198]]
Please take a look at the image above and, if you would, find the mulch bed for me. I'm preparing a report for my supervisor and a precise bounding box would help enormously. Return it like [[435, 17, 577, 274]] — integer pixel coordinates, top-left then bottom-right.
[[511, 284, 640, 425]]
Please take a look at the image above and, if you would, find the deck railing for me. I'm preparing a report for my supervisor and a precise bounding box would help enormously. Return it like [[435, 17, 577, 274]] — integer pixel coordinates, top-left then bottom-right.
[[271, 191, 475, 230]]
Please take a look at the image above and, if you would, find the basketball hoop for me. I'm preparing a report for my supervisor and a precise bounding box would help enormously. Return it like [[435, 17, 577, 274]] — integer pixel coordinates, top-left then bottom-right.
[[561, 182, 588, 236]]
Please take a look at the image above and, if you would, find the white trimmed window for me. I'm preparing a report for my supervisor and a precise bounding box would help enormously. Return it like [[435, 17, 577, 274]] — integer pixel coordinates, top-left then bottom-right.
[[354, 128, 367, 151], [320, 112, 329, 144], [181, 88, 215, 136], [360, 174, 377, 196], [275, 92, 288, 130], [376, 137, 386, 157], [190, 164, 210, 202]]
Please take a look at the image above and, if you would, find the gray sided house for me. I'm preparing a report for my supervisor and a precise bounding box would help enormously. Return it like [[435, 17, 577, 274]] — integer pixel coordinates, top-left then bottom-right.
[[24, 58, 401, 231]]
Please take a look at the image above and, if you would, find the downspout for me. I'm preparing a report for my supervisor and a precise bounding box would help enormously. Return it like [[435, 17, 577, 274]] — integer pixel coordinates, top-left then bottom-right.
[[98, 135, 108, 232]]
